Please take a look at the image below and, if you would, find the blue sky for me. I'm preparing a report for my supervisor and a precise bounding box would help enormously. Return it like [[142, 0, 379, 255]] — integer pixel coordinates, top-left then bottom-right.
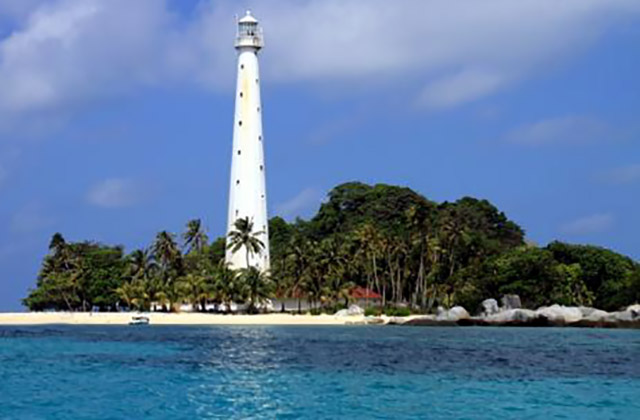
[[0, 0, 639, 310]]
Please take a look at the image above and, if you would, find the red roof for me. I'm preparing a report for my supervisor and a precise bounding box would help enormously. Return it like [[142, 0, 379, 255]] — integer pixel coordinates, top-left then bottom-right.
[[350, 286, 381, 299], [275, 286, 381, 300]]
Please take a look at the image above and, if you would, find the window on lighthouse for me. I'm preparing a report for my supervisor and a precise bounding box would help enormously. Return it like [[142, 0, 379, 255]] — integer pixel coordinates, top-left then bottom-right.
[[239, 22, 257, 37]]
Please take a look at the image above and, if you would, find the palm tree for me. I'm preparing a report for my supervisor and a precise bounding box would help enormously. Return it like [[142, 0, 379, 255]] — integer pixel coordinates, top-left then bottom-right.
[[327, 275, 354, 308], [141, 276, 165, 311], [227, 217, 265, 268], [178, 273, 210, 311], [153, 231, 181, 271], [314, 237, 350, 308], [214, 261, 243, 313], [304, 245, 330, 310], [283, 234, 311, 313], [115, 281, 141, 311], [354, 224, 383, 306], [152, 231, 183, 311], [127, 249, 157, 281], [240, 266, 273, 314], [183, 219, 209, 255]]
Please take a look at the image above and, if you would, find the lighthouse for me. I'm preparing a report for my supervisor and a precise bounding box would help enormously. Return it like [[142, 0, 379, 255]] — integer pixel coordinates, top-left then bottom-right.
[[225, 11, 270, 271]]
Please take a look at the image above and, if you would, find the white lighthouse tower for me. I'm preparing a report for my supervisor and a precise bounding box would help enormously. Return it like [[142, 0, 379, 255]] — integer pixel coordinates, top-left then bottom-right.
[[225, 11, 270, 271]]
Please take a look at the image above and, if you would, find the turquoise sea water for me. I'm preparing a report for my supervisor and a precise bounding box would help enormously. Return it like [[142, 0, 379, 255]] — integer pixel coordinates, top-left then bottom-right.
[[1, 326, 639, 419]]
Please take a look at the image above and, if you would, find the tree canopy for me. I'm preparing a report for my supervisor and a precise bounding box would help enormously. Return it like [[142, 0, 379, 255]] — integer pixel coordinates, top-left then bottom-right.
[[23, 182, 639, 313]]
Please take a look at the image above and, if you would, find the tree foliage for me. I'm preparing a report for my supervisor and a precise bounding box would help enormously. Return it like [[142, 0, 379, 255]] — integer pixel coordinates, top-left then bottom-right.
[[22, 183, 639, 313]]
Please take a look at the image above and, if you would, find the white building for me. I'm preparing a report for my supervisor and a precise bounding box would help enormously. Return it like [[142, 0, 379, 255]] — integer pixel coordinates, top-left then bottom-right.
[[225, 11, 270, 271]]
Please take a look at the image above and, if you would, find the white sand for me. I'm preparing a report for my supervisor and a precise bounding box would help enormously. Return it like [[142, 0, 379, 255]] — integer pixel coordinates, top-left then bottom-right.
[[0, 312, 367, 326]]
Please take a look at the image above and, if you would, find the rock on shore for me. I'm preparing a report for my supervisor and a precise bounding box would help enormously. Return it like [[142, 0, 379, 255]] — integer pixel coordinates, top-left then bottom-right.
[[404, 298, 640, 328], [436, 306, 470, 322]]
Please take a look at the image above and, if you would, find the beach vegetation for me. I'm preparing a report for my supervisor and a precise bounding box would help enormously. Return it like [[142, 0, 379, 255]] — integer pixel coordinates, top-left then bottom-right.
[[22, 183, 640, 313]]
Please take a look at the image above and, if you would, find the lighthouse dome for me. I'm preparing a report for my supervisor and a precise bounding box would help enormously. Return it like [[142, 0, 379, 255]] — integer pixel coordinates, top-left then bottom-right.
[[238, 10, 258, 24]]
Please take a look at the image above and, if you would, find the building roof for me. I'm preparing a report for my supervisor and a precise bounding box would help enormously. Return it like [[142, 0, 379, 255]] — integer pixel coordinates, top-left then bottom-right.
[[238, 10, 258, 24], [350, 286, 382, 299], [275, 286, 382, 300]]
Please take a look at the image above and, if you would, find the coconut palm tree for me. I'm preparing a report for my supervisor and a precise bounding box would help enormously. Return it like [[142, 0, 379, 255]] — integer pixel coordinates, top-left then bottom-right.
[[183, 219, 209, 255], [178, 273, 210, 311], [240, 266, 273, 314], [214, 261, 243, 313], [283, 234, 311, 313], [152, 231, 183, 311], [153, 231, 181, 271], [127, 249, 157, 281], [227, 217, 265, 268], [115, 281, 141, 311], [354, 224, 383, 306], [304, 245, 330, 310]]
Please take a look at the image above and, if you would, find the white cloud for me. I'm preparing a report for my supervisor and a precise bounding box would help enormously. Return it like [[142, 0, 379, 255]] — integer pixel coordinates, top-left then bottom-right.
[[506, 116, 608, 146], [0, 0, 235, 124], [599, 164, 640, 185], [418, 68, 509, 109], [0, 0, 178, 115], [259, 0, 640, 97], [560, 213, 614, 235], [0, 0, 639, 123], [86, 178, 145, 208], [276, 188, 323, 219]]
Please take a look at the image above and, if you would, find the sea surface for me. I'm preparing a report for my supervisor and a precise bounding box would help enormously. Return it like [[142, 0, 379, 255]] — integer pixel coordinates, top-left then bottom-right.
[[0, 326, 639, 419]]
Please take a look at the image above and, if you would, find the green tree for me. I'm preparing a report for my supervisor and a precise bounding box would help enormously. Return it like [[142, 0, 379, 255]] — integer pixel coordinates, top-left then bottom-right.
[[546, 241, 637, 310], [183, 219, 209, 255], [240, 266, 273, 313], [152, 231, 183, 311], [215, 261, 244, 313], [551, 263, 594, 306], [227, 217, 265, 268], [178, 273, 210, 312], [24, 183, 639, 314], [115, 281, 142, 310]]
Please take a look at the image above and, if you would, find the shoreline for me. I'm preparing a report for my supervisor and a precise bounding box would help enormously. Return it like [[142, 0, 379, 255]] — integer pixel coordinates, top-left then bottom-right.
[[0, 312, 371, 326], [2, 304, 639, 328]]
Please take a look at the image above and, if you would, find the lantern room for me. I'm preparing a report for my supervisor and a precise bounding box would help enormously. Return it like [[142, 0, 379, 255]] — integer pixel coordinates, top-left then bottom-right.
[[235, 11, 264, 50]]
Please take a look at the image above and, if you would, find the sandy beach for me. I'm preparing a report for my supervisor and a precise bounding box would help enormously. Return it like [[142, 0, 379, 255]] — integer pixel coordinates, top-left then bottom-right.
[[0, 312, 368, 326]]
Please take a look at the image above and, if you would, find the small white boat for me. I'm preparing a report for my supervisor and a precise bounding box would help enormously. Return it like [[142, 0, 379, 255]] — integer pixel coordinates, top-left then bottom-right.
[[129, 315, 150, 326]]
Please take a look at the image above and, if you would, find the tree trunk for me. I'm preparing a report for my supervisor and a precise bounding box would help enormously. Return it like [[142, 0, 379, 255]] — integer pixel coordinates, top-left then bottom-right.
[[62, 293, 73, 312]]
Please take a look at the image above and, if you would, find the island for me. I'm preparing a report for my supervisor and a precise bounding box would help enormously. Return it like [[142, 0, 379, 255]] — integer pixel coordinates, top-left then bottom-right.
[[9, 182, 638, 327]]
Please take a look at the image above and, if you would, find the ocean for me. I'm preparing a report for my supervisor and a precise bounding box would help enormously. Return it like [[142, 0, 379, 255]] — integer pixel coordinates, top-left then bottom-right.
[[1, 326, 638, 419]]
